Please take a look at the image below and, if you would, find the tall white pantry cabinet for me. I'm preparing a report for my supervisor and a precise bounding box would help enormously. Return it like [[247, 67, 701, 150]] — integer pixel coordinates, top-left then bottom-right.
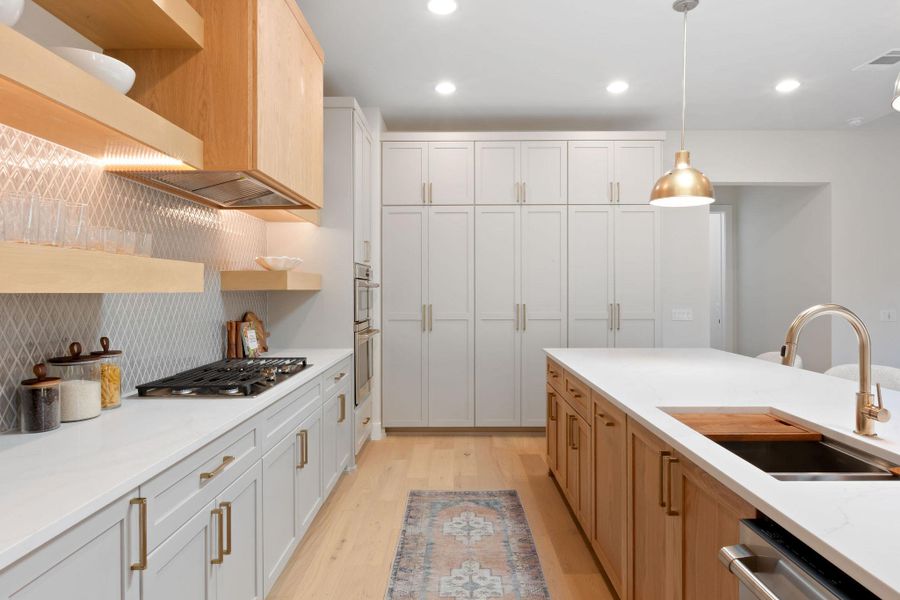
[[381, 134, 664, 428]]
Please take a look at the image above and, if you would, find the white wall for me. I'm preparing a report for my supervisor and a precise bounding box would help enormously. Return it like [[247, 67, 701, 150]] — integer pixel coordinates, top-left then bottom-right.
[[659, 206, 711, 347], [666, 124, 900, 367], [716, 186, 832, 372]]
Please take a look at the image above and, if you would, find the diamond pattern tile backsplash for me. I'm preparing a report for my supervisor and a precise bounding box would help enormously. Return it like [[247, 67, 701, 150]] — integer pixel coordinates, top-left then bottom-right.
[[0, 124, 268, 432]]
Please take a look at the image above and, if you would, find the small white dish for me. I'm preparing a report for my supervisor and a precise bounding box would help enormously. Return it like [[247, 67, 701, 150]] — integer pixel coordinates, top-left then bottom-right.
[[0, 0, 24, 27], [255, 256, 304, 271], [49, 47, 136, 94]]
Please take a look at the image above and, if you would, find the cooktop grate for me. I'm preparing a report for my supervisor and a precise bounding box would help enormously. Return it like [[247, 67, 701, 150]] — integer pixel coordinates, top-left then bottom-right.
[[136, 357, 309, 397]]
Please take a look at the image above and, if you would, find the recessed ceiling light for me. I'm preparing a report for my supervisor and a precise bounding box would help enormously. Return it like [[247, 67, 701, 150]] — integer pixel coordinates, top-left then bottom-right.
[[775, 79, 801, 94], [435, 81, 457, 95], [606, 80, 629, 94], [847, 117, 865, 127], [427, 0, 457, 15]]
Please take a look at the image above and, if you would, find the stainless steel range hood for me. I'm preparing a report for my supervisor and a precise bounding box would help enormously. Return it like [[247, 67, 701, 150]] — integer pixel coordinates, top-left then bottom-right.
[[124, 170, 308, 209]]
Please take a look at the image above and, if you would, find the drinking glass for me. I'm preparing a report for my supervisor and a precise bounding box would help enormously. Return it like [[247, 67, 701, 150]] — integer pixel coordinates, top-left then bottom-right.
[[102, 227, 120, 253], [119, 230, 137, 255], [38, 197, 65, 246], [1, 191, 39, 243], [87, 225, 104, 251], [137, 232, 153, 257], [63, 202, 88, 249]]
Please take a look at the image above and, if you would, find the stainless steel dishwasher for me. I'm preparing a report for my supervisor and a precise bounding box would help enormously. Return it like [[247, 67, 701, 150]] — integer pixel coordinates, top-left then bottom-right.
[[719, 516, 879, 599]]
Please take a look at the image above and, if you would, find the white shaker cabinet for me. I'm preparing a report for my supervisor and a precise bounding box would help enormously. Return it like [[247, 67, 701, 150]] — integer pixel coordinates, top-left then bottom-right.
[[296, 408, 324, 532], [475, 141, 566, 204], [353, 115, 374, 263], [429, 142, 475, 204], [216, 463, 263, 600], [382, 142, 428, 205], [521, 141, 567, 204], [568, 205, 660, 348], [474, 205, 567, 426], [261, 429, 300, 595], [0, 492, 140, 600], [382, 142, 474, 205], [568, 141, 661, 204], [143, 500, 216, 600], [323, 387, 352, 495], [614, 141, 662, 204]]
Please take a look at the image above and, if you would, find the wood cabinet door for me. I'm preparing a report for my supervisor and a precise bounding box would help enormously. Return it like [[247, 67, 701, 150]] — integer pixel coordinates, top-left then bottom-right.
[[521, 141, 567, 204], [256, 0, 323, 207], [428, 142, 475, 204], [627, 420, 675, 600], [592, 394, 627, 598], [474, 206, 521, 426], [381, 207, 428, 426], [475, 141, 520, 204], [217, 463, 263, 600], [0, 492, 140, 600], [520, 205, 567, 426], [575, 414, 593, 535], [143, 500, 216, 600], [563, 405, 580, 511], [568, 205, 615, 348], [614, 206, 660, 348], [382, 142, 428, 205], [674, 456, 756, 600], [613, 141, 661, 205], [261, 432, 300, 595], [427, 206, 475, 426], [296, 409, 323, 532], [568, 141, 615, 204], [546, 386, 560, 475]]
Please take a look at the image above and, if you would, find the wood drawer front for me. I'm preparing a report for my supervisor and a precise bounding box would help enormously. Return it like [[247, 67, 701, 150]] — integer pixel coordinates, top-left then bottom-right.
[[141, 420, 261, 552], [546, 358, 565, 393], [260, 379, 322, 454], [593, 389, 625, 424], [323, 358, 352, 397], [563, 371, 591, 420]]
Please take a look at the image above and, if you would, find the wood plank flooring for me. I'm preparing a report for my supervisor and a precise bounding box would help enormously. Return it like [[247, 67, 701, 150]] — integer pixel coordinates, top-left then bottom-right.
[[269, 434, 614, 600]]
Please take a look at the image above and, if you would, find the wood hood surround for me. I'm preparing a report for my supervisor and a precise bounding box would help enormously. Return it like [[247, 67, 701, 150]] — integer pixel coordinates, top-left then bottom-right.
[[109, 0, 325, 211]]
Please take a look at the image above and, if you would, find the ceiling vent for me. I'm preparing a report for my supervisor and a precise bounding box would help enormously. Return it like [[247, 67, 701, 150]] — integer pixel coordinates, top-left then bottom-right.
[[853, 49, 900, 71]]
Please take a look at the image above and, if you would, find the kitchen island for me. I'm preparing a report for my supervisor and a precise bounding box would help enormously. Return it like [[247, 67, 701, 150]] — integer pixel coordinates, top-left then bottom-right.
[[547, 347, 900, 599]]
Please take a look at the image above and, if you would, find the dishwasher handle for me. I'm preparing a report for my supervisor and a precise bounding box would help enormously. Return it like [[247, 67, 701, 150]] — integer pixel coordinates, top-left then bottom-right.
[[719, 545, 781, 600]]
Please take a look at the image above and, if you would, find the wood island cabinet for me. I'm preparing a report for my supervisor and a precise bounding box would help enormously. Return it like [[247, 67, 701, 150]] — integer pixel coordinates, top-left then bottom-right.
[[591, 391, 627, 598]]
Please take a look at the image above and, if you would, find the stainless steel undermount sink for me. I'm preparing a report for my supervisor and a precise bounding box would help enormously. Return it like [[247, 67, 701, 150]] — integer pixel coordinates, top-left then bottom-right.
[[717, 438, 900, 481]]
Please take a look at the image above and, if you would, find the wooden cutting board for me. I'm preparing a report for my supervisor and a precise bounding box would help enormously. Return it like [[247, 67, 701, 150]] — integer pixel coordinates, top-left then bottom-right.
[[242, 311, 269, 353], [671, 412, 822, 442]]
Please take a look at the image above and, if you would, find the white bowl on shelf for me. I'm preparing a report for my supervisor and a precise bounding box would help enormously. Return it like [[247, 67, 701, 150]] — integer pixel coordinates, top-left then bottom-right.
[[0, 0, 24, 27], [49, 47, 136, 94], [255, 256, 304, 271]]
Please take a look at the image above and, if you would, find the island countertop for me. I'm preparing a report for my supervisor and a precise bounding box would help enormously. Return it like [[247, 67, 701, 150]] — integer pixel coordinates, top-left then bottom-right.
[[545, 347, 900, 600]]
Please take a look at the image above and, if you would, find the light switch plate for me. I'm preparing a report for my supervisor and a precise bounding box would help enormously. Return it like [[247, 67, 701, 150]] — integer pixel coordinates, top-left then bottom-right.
[[880, 309, 897, 322], [672, 308, 694, 321]]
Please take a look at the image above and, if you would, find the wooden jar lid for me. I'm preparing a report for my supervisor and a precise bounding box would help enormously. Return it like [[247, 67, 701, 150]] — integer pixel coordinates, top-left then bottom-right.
[[21, 363, 61, 388]]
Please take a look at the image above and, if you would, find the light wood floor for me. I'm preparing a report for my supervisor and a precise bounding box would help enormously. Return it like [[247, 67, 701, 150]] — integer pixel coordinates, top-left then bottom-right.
[[269, 434, 614, 600]]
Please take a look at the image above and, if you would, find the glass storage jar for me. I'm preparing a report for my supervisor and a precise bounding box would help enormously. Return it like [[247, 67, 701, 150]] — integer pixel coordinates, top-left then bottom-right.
[[19, 363, 61, 433], [91, 336, 123, 410], [48, 342, 101, 422]]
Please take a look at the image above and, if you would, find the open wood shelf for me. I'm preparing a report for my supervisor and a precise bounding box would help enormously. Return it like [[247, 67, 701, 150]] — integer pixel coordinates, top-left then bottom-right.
[[220, 270, 322, 292], [32, 0, 204, 50], [0, 26, 203, 170], [0, 242, 204, 294]]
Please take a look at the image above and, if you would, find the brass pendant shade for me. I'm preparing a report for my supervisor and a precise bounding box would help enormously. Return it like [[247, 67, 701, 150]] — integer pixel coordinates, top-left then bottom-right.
[[893, 72, 900, 112]]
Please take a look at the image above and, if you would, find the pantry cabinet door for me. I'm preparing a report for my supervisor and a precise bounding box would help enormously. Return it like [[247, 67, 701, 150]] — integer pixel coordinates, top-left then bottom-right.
[[0, 492, 140, 600], [614, 141, 661, 204], [261, 431, 299, 595], [474, 205, 521, 426], [428, 206, 475, 426], [521, 141, 567, 204], [475, 141, 520, 204], [614, 206, 660, 348], [296, 409, 324, 532], [382, 142, 428, 205], [382, 207, 428, 427], [428, 142, 475, 204], [143, 501, 217, 600], [520, 205, 567, 426], [217, 463, 263, 600], [568, 141, 615, 204], [354, 117, 374, 263], [568, 206, 615, 347]]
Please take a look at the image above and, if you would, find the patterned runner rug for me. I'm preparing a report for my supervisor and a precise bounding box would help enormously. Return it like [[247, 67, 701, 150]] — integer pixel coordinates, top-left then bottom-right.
[[385, 490, 550, 599]]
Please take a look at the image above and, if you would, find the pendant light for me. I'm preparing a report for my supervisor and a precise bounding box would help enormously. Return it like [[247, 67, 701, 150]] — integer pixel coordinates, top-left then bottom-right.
[[892, 72, 900, 112], [650, 0, 715, 207]]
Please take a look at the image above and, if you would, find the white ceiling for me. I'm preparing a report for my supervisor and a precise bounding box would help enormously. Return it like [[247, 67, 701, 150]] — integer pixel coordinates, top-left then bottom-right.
[[295, 0, 900, 131]]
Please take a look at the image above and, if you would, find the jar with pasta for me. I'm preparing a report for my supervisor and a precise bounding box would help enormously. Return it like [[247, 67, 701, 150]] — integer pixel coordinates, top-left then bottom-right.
[[91, 336, 123, 410]]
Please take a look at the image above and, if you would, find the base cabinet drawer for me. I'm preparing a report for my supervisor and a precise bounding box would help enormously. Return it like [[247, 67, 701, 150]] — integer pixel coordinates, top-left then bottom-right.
[[0, 492, 141, 600], [260, 380, 322, 454], [355, 396, 373, 455]]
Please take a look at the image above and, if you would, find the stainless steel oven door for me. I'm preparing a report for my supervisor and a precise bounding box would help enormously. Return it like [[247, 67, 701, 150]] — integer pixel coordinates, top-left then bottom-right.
[[355, 327, 379, 405]]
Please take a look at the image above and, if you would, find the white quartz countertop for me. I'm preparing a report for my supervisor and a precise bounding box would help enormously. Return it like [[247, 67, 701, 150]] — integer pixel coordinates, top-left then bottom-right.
[[0, 348, 352, 572], [545, 348, 900, 599]]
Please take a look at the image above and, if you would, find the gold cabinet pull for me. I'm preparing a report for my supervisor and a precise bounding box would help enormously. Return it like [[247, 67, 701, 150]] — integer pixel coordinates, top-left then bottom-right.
[[428, 304, 433, 331], [429, 182, 433, 204], [422, 304, 427, 332], [616, 181, 621, 203], [220, 501, 232, 555], [522, 303, 526, 331], [338, 393, 346, 423], [334, 371, 347, 382], [664, 456, 680, 516], [362, 417, 371, 425], [609, 182, 614, 203], [522, 181, 527, 203], [596, 412, 616, 427], [616, 303, 621, 331], [422, 182, 427, 204], [130, 497, 148, 571], [658, 450, 671, 508], [201, 455, 235, 482], [570, 415, 579, 450], [297, 430, 308, 469], [211, 507, 225, 565]]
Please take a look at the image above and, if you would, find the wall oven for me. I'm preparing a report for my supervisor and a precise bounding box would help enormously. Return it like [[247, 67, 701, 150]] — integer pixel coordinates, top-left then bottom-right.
[[354, 263, 379, 406]]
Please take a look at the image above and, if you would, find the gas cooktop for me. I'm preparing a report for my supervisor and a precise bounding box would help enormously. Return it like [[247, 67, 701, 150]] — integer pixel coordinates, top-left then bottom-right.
[[136, 357, 310, 397]]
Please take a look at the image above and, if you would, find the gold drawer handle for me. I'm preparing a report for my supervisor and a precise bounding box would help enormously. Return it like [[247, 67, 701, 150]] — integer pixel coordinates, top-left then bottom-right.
[[211, 507, 225, 565], [658, 451, 671, 508], [130, 497, 148, 571], [334, 372, 347, 382], [220, 501, 232, 555], [664, 456, 680, 516], [338, 393, 347, 423], [201, 455, 235, 482], [297, 430, 309, 469], [362, 417, 371, 425]]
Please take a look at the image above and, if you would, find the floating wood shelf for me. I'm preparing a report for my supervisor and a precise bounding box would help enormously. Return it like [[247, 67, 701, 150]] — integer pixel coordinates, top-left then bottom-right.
[[0, 26, 203, 170], [241, 209, 321, 226], [32, 0, 204, 50], [0, 242, 204, 294], [220, 270, 322, 292]]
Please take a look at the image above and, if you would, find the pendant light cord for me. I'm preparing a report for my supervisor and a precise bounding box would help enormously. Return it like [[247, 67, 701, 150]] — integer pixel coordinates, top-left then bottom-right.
[[681, 10, 688, 151]]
